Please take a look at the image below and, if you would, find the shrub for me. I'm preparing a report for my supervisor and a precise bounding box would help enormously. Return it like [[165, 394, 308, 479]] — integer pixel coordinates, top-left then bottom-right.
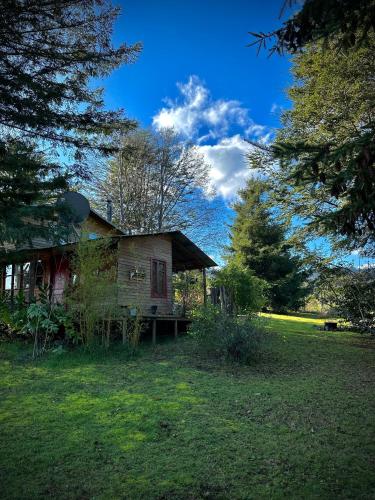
[[0, 290, 28, 336], [316, 265, 375, 334], [23, 287, 74, 357], [188, 304, 266, 364], [0, 286, 74, 356], [66, 234, 119, 346], [213, 261, 267, 314]]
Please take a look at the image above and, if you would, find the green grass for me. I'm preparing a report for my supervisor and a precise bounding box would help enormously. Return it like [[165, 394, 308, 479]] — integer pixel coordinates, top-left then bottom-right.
[[1, 314, 374, 499]]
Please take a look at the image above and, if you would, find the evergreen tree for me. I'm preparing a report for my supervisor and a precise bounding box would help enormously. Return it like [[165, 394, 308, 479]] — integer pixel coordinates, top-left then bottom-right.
[[249, 2, 375, 256], [228, 179, 309, 312], [249, 0, 374, 55], [0, 0, 141, 248], [248, 34, 375, 255], [0, 0, 140, 161], [0, 140, 70, 250]]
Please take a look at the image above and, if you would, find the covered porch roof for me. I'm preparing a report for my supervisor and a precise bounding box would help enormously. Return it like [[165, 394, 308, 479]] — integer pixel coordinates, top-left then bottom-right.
[[170, 231, 217, 271]]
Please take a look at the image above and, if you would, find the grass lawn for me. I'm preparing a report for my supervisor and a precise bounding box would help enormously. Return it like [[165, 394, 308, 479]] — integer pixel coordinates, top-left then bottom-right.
[[1, 314, 374, 499]]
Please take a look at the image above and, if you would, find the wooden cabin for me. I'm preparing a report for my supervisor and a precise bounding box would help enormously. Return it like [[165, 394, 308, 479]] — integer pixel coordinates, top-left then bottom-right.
[[0, 209, 216, 320]]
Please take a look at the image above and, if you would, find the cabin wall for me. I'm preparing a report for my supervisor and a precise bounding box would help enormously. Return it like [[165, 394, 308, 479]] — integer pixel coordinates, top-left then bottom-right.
[[83, 216, 116, 237], [117, 236, 173, 315]]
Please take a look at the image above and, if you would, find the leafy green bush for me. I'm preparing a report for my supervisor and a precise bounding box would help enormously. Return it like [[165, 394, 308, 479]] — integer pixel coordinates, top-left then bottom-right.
[[213, 261, 267, 314], [316, 266, 375, 334], [0, 291, 28, 335], [0, 286, 74, 356], [188, 304, 266, 364], [22, 287, 74, 357]]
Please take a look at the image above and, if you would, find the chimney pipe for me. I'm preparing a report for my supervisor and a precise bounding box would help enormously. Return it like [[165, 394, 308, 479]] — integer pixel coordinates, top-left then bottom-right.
[[106, 199, 113, 222]]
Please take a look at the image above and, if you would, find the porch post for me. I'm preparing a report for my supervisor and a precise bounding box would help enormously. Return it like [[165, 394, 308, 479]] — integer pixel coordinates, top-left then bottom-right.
[[122, 317, 127, 345], [202, 267, 207, 306], [152, 319, 157, 345], [10, 263, 15, 302]]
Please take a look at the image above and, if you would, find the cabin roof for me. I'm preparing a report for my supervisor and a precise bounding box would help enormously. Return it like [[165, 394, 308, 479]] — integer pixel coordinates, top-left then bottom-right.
[[171, 231, 217, 270], [2, 222, 217, 271], [83, 211, 217, 270], [0, 209, 124, 256]]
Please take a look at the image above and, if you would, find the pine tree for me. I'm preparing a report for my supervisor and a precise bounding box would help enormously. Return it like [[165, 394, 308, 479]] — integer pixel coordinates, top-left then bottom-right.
[[248, 34, 375, 256], [249, 0, 374, 55], [0, 0, 141, 248], [0, 0, 140, 161], [0, 140, 70, 250], [228, 179, 309, 312]]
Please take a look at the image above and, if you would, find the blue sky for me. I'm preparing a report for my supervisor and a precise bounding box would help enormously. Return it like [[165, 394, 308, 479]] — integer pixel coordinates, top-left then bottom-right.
[[105, 0, 294, 192], [107, 0, 293, 131], [95, 0, 370, 267], [103, 1, 292, 253]]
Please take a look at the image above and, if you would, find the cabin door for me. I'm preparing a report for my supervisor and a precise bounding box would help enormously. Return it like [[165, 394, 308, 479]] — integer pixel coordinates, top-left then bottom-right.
[[51, 256, 70, 303]]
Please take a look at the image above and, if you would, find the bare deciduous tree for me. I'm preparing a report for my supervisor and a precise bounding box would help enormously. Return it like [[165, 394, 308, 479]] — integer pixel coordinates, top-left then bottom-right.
[[91, 128, 226, 249]]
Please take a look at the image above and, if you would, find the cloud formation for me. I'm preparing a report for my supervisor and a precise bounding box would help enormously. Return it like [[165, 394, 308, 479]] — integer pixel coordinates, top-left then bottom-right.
[[198, 135, 254, 199], [153, 76, 268, 199], [153, 76, 252, 140]]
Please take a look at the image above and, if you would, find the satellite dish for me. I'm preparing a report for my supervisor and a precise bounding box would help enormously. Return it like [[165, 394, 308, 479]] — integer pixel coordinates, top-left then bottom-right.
[[57, 192, 90, 224]]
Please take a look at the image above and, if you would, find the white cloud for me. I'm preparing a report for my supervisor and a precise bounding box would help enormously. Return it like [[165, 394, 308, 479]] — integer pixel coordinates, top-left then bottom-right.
[[153, 75, 262, 142], [198, 135, 256, 199], [153, 76, 268, 199]]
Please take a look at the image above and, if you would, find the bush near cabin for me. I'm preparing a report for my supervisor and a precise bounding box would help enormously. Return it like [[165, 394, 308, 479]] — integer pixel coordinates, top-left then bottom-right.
[[213, 261, 267, 314], [189, 304, 268, 364]]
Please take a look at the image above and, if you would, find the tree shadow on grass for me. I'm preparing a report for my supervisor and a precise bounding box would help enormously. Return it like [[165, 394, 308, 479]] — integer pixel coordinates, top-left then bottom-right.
[[0, 348, 212, 498]]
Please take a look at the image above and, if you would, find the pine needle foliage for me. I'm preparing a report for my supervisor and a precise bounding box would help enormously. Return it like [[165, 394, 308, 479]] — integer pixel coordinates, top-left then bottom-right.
[[228, 179, 309, 312], [248, 35, 375, 255], [0, 139, 69, 251], [0, 0, 141, 248], [0, 0, 141, 162], [249, 0, 375, 55]]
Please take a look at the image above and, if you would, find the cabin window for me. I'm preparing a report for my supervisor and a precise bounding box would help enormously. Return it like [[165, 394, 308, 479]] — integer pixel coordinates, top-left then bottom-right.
[[151, 259, 167, 298], [2, 261, 40, 294], [35, 260, 44, 288], [4, 265, 13, 291], [23, 262, 30, 290], [14, 264, 23, 291]]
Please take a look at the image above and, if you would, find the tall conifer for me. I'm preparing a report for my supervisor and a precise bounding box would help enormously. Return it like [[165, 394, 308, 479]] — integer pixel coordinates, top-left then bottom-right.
[[228, 179, 308, 312]]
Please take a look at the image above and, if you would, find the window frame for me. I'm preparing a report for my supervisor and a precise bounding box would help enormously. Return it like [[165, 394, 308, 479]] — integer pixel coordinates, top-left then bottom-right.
[[150, 258, 167, 299], [2, 264, 14, 295], [1, 260, 43, 296]]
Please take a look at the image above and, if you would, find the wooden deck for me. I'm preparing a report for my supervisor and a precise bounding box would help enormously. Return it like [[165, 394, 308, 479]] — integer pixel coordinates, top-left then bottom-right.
[[109, 314, 191, 346], [142, 315, 191, 344]]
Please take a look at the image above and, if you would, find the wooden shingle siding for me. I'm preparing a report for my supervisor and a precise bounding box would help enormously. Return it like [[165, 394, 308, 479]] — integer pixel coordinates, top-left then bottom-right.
[[117, 235, 173, 315], [83, 218, 116, 237]]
